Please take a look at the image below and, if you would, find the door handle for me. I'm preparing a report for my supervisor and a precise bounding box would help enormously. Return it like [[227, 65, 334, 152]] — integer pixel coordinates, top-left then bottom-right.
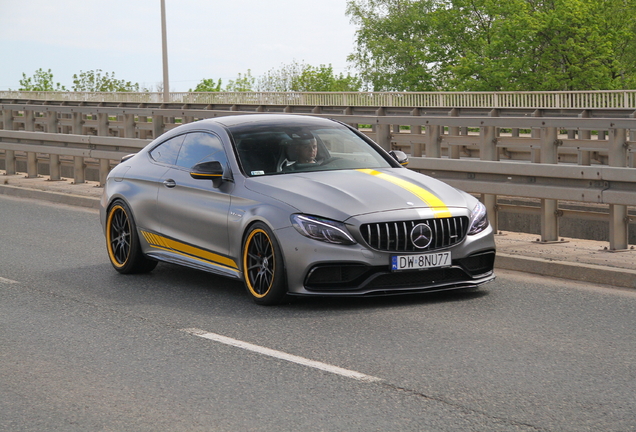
[[163, 179, 176, 188]]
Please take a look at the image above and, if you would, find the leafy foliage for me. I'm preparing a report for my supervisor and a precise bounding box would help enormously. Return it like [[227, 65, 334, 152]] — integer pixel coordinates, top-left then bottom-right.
[[346, 0, 636, 91], [227, 70, 256, 92], [18, 68, 67, 91], [190, 78, 223, 92], [288, 64, 363, 92], [72, 69, 147, 92], [191, 62, 363, 93]]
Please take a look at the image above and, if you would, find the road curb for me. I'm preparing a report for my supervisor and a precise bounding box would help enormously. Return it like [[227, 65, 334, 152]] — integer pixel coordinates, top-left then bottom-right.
[[495, 253, 636, 289], [0, 184, 100, 209]]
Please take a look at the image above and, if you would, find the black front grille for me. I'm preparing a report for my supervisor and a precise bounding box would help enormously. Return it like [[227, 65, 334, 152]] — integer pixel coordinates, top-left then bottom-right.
[[361, 217, 469, 252]]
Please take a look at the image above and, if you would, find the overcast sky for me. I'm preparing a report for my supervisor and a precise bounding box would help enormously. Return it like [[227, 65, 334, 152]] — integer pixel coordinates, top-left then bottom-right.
[[0, 0, 358, 92]]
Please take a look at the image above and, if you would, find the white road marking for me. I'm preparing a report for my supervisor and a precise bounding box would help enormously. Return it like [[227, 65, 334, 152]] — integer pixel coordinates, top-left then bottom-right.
[[0, 277, 19, 284], [182, 328, 383, 383]]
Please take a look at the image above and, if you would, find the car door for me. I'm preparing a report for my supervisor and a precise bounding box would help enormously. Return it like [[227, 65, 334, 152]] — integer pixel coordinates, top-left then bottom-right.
[[156, 131, 233, 261]]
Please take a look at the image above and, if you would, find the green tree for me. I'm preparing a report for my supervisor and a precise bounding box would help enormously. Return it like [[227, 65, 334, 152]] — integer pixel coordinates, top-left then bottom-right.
[[226, 70, 256, 92], [346, 0, 636, 91], [190, 78, 223, 92], [190, 64, 362, 93], [346, 0, 440, 91], [257, 61, 363, 91], [72, 69, 145, 92], [18, 68, 67, 91], [293, 64, 363, 91]]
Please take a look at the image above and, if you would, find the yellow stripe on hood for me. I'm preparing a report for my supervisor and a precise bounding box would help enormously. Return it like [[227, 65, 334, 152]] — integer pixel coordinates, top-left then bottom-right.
[[357, 169, 451, 218]]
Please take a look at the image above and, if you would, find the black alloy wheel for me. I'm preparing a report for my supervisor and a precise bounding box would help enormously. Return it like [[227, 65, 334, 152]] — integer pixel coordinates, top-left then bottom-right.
[[106, 200, 157, 274], [242, 222, 287, 305]]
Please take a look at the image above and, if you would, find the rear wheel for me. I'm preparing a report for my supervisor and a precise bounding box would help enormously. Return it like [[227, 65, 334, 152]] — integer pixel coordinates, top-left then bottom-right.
[[106, 200, 157, 274], [242, 222, 287, 305]]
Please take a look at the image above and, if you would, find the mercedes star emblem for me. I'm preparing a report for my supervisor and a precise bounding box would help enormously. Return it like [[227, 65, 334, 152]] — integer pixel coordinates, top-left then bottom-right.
[[410, 223, 433, 249]]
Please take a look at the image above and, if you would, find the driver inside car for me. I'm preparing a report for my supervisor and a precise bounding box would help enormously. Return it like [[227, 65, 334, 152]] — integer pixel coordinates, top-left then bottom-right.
[[278, 133, 320, 171], [294, 138, 318, 163]]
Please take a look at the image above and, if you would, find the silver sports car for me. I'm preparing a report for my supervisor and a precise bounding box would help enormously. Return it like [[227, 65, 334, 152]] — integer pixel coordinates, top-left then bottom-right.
[[100, 114, 495, 305]]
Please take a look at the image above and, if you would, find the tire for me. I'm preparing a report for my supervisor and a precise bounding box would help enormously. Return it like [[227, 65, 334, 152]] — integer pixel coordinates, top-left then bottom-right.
[[105, 200, 158, 274], [242, 222, 287, 305]]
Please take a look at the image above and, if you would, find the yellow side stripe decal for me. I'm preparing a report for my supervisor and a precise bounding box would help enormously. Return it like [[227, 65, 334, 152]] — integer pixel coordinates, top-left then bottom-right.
[[357, 169, 452, 218], [141, 231, 239, 270]]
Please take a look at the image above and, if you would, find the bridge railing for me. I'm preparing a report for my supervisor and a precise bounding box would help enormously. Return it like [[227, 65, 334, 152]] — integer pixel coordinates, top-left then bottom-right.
[[0, 100, 634, 250], [3, 89, 636, 109]]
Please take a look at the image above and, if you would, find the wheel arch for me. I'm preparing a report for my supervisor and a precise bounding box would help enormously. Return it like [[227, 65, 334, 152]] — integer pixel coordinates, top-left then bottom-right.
[[239, 217, 288, 274]]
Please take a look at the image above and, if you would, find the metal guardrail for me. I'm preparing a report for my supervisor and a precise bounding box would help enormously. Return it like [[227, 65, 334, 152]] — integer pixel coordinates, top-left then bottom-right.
[[1, 99, 634, 250], [4, 89, 636, 109]]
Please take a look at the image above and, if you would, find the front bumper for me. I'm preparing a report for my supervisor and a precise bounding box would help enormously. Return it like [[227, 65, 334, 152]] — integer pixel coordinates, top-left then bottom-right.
[[275, 224, 496, 297]]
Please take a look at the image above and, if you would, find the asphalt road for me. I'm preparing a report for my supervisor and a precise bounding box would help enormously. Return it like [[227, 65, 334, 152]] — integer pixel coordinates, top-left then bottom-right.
[[1, 195, 635, 432]]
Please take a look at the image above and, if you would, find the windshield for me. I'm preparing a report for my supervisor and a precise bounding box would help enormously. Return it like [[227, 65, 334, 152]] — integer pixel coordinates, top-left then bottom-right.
[[230, 122, 394, 177]]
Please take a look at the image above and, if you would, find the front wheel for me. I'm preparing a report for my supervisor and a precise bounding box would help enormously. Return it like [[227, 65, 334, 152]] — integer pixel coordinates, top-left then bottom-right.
[[106, 200, 157, 274], [242, 222, 287, 305]]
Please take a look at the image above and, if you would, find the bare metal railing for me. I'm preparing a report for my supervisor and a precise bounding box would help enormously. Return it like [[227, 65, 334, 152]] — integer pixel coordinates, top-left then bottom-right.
[[3, 90, 636, 109], [0, 98, 634, 250]]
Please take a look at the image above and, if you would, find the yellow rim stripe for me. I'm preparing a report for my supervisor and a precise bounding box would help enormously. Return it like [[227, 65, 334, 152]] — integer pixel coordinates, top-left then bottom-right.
[[141, 231, 238, 270], [357, 169, 452, 218]]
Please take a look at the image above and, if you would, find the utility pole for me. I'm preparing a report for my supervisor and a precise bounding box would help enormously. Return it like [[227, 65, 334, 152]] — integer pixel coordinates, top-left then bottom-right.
[[161, 0, 170, 102]]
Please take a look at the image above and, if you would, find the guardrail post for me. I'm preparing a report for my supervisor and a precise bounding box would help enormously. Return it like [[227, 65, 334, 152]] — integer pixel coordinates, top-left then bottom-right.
[[531, 110, 542, 162], [72, 112, 84, 134], [540, 127, 559, 242], [578, 110, 591, 165], [608, 128, 629, 250], [425, 124, 441, 158], [139, 116, 150, 139], [480, 114, 499, 230], [448, 108, 460, 159], [2, 109, 14, 130], [4, 150, 16, 175], [46, 111, 58, 133], [409, 108, 422, 157], [95, 113, 111, 186], [73, 156, 85, 184], [49, 154, 61, 181], [99, 158, 110, 187], [24, 110, 35, 131], [123, 114, 135, 138], [97, 113, 109, 136], [152, 114, 165, 139], [26, 151, 38, 178], [480, 126, 498, 161], [375, 108, 391, 151]]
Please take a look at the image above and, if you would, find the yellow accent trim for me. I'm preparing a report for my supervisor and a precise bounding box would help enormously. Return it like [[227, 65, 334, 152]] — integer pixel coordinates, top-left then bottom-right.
[[141, 231, 238, 270], [190, 172, 222, 177], [357, 169, 452, 218]]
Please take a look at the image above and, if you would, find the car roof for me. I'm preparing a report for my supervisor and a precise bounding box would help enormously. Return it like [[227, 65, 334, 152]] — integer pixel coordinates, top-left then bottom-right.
[[212, 114, 339, 128]]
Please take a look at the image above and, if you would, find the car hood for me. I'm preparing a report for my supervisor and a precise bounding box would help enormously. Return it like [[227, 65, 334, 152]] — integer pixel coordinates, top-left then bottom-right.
[[244, 168, 472, 222]]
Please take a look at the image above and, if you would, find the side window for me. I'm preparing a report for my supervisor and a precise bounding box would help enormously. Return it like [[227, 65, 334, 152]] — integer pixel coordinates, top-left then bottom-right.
[[149, 135, 185, 165], [176, 132, 227, 169]]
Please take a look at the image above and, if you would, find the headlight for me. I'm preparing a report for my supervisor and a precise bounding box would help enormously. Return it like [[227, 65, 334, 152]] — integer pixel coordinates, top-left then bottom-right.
[[291, 215, 356, 245], [467, 201, 489, 235]]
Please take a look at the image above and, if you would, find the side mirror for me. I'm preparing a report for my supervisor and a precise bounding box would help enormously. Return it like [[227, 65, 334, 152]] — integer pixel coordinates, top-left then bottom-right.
[[390, 150, 409, 166], [190, 161, 225, 187]]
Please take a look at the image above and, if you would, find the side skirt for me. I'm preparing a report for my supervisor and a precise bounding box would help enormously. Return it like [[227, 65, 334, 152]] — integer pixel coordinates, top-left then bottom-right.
[[147, 250, 242, 280]]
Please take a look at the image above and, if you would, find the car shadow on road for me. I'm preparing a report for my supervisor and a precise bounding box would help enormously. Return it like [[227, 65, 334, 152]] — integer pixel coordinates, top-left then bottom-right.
[[55, 261, 492, 318], [133, 262, 490, 311], [284, 288, 490, 311]]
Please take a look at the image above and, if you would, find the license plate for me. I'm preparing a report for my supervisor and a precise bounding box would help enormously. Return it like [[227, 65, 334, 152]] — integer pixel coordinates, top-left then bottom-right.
[[391, 251, 451, 271]]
